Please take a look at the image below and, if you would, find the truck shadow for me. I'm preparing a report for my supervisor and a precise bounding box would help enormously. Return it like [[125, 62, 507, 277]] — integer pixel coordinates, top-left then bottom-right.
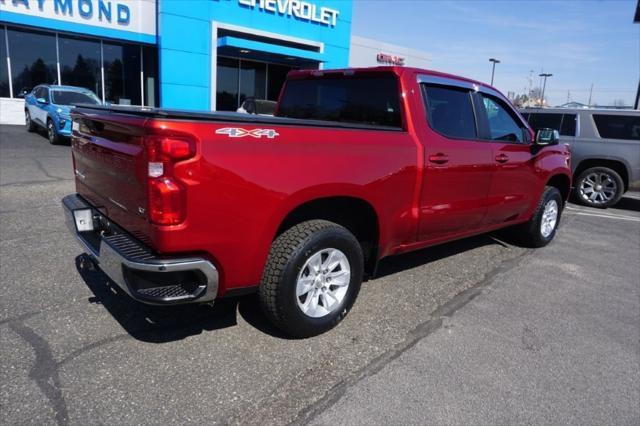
[[75, 255, 249, 343], [75, 234, 499, 342], [613, 196, 640, 213], [568, 195, 640, 214]]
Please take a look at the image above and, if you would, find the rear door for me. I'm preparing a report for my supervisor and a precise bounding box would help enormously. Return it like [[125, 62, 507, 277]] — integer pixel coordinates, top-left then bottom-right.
[[475, 93, 537, 225], [417, 82, 493, 240]]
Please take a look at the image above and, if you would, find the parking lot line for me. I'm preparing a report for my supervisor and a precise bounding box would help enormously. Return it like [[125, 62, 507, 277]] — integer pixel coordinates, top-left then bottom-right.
[[564, 207, 640, 222]]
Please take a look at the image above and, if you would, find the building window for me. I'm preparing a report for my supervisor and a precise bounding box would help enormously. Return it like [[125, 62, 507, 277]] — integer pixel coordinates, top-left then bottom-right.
[[59, 34, 102, 97], [239, 60, 266, 106], [0, 27, 10, 97], [267, 64, 292, 101], [0, 25, 157, 105], [216, 57, 296, 111], [7, 27, 57, 97], [216, 57, 239, 111], [143, 45, 158, 107], [103, 42, 141, 105]]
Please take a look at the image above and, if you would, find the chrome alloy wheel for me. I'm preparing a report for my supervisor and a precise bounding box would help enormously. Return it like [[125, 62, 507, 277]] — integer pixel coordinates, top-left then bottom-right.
[[540, 199, 558, 238], [296, 248, 351, 318], [579, 172, 617, 205]]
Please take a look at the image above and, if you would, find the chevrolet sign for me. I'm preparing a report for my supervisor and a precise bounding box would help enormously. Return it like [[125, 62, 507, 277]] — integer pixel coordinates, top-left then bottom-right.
[[238, 0, 339, 27]]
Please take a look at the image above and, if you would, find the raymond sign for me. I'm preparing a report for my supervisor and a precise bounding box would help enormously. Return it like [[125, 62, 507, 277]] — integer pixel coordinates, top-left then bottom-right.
[[377, 53, 405, 66]]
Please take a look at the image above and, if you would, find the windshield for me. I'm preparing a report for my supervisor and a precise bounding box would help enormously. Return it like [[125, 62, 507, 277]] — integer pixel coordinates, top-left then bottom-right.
[[51, 90, 101, 106]]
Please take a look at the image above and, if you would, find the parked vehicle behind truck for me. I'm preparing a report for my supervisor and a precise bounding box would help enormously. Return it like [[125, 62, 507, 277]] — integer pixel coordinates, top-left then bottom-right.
[[25, 84, 102, 145], [63, 67, 571, 337], [521, 108, 639, 208]]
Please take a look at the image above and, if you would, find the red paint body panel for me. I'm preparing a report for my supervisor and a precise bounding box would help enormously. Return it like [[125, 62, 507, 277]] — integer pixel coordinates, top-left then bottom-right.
[[70, 67, 571, 296]]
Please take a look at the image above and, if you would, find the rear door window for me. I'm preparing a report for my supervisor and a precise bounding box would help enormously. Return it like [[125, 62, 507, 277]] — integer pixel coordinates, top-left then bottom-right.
[[560, 114, 577, 136], [422, 85, 477, 139], [277, 74, 402, 128], [593, 114, 640, 141], [527, 112, 576, 136], [527, 113, 562, 132]]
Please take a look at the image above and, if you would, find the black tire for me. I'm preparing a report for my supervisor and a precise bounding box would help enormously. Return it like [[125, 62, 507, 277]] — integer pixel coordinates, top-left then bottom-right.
[[573, 166, 624, 208], [259, 220, 364, 338], [25, 110, 36, 132], [517, 186, 563, 248], [47, 119, 60, 145]]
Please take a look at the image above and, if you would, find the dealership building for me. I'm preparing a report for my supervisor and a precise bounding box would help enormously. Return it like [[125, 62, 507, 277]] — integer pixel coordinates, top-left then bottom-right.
[[0, 0, 431, 124]]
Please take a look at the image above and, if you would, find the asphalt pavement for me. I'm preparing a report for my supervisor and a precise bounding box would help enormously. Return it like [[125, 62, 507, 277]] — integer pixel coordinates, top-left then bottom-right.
[[1, 124, 639, 425]]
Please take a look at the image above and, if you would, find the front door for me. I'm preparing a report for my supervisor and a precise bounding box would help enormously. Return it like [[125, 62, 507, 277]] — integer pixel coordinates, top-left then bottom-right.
[[418, 84, 494, 241], [476, 93, 537, 225]]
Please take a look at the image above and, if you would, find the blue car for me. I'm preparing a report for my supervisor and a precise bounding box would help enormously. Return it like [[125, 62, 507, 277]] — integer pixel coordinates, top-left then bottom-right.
[[25, 85, 101, 145]]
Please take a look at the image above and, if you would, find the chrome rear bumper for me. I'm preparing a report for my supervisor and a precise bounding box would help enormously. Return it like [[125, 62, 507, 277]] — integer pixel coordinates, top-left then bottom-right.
[[62, 194, 218, 305]]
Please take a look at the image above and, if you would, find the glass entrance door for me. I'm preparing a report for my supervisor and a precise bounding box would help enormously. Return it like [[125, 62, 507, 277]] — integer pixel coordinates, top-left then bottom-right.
[[215, 57, 297, 111]]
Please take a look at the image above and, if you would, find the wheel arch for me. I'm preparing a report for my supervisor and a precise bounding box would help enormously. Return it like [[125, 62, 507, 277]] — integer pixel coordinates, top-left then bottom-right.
[[275, 195, 381, 279], [546, 173, 571, 202]]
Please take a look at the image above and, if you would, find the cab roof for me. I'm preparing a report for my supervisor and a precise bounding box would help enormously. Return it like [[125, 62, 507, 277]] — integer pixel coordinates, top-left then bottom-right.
[[287, 66, 494, 92]]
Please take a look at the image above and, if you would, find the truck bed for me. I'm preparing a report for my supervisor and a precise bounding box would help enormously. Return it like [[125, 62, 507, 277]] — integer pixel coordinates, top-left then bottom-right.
[[71, 104, 403, 132]]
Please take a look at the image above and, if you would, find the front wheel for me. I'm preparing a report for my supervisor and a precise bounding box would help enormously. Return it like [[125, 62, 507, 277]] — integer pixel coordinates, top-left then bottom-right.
[[573, 167, 623, 208], [259, 220, 364, 338], [517, 186, 563, 248], [25, 110, 35, 132], [47, 119, 60, 145]]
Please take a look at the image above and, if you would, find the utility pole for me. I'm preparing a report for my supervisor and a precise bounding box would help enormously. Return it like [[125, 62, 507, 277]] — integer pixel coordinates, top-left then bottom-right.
[[587, 84, 594, 108], [539, 73, 553, 107], [489, 58, 500, 86]]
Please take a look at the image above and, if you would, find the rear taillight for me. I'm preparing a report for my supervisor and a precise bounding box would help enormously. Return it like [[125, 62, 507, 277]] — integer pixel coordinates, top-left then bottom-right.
[[145, 136, 196, 226], [149, 177, 184, 225]]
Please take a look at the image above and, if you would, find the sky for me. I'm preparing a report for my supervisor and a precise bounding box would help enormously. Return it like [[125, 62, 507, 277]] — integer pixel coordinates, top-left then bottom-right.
[[351, 0, 640, 107]]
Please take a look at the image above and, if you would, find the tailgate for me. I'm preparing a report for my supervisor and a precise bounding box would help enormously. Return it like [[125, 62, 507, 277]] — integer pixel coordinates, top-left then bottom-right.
[[71, 112, 151, 239]]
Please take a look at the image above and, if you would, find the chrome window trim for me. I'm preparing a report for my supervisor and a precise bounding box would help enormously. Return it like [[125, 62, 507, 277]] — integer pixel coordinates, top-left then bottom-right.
[[417, 74, 504, 101], [418, 74, 530, 140]]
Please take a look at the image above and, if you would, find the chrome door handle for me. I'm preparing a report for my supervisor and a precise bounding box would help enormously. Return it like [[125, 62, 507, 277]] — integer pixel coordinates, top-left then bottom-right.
[[495, 154, 509, 163], [428, 153, 449, 164]]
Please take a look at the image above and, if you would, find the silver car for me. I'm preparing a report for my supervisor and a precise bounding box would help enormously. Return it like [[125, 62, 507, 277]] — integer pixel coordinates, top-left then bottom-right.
[[521, 108, 640, 208]]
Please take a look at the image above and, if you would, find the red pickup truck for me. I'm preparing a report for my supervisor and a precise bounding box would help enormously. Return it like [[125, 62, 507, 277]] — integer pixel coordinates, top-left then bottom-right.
[[63, 67, 571, 337]]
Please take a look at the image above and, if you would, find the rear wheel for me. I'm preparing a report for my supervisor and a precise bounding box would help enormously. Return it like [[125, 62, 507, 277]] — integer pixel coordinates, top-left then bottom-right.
[[25, 110, 35, 132], [47, 119, 60, 145], [259, 220, 363, 338], [573, 167, 623, 208], [516, 186, 563, 248]]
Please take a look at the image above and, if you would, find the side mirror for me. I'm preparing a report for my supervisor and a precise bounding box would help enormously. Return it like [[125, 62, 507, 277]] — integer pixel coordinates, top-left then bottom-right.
[[535, 128, 560, 146], [36, 97, 48, 105]]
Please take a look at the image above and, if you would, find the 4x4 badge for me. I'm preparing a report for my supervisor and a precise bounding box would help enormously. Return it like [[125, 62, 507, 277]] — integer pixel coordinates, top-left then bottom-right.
[[216, 127, 279, 139]]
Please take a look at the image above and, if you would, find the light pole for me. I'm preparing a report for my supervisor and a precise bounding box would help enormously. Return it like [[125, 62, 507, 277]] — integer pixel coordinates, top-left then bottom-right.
[[539, 73, 552, 107], [489, 58, 500, 86]]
